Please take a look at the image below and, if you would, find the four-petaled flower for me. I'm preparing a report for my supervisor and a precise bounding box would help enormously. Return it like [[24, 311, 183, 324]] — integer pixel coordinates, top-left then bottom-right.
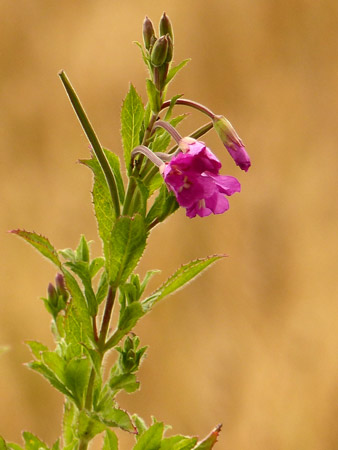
[[161, 138, 241, 218]]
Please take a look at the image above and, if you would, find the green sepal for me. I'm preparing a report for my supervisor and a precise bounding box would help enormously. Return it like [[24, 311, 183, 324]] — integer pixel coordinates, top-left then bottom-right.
[[146, 184, 179, 227], [165, 59, 190, 87], [133, 422, 164, 450], [108, 214, 147, 286], [103, 430, 119, 450], [10, 230, 61, 268], [121, 84, 144, 172], [143, 255, 225, 309], [146, 79, 161, 113], [22, 432, 48, 450]]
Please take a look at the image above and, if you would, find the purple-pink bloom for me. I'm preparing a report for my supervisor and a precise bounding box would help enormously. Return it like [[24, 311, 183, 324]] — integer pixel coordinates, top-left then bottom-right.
[[162, 138, 241, 218], [213, 115, 251, 172]]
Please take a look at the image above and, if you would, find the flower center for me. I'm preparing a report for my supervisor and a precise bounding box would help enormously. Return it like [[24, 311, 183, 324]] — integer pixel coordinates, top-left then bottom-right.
[[178, 176, 192, 193]]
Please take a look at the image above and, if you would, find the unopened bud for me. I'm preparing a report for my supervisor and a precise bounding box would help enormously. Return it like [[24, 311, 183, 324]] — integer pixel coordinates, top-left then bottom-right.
[[47, 283, 57, 304], [159, 12, 173, 41], [151, 35, 168, 67], [213, 115, 251, 172], [143, 16, 155, 50], [165, 35, 173, 63], [55, 273, 69, 301]]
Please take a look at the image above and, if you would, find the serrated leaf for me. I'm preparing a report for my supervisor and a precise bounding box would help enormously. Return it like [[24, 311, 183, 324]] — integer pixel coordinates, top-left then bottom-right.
[[146, 79, 161, 114], [22, 432, 48, 450], [165, 59, 190, 87], [25, 341, 49, 360], [109, 373, 140, 393], [28, 361, 73, 399], [64, 357, 91, 409], [96, 269, 108, 305], [89, 257, 105, 278], [143, 255, 225, 309], [146, 184, 179, 227], [121, 84, 144, 172], [132, 414, 147, 436], [42, 351, 66, 383], [132, 177, 149, 217], [109, 215, 147, 286], [193, 425, 222, 450], [63, 268, 93, 356], [160, 436, 198, 450], [133, 422, 164, 450], [10, 230, 61, 268], [95, 408, 136, 433], [103, 430, 118, 450]]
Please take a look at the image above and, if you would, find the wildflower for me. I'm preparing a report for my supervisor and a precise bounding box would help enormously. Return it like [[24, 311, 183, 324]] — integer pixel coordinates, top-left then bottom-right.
[[162, 138, 241, 218], [213, 115, 251, 172]]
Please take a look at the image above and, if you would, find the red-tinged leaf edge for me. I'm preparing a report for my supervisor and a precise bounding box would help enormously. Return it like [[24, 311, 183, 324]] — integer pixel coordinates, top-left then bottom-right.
[[10, 229, 61, 268], [194, 424, 222, 450]]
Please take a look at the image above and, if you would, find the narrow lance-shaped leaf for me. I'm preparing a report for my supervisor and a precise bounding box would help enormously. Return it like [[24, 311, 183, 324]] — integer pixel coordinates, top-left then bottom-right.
[[143, 255, 225, 309], [103, 430, 118, 450], [165, 59, 190, 87], [121, 84, 144, 172], [10, 230, 61, 268], [109, 214, 147, 286]]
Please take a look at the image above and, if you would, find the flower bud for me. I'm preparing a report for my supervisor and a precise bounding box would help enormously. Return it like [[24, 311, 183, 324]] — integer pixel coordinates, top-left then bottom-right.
[[143, 16, 155, 50], [213, 115, 251, 172], [159, 12, 173, 41], [55, 273, 69, 301], [47, 283, 57, 306], [150, 35, 168, 67], [165, 35, 173, 63]]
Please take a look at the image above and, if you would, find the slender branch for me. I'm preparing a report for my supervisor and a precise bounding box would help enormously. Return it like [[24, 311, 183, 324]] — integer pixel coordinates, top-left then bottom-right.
[[161, 98, 216, 120], [59, 71, 120, 217], [131, 145, 165, 168]]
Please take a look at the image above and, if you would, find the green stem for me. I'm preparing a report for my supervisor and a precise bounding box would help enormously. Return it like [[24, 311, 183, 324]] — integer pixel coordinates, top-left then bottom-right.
[[59, 71, 120, 217]]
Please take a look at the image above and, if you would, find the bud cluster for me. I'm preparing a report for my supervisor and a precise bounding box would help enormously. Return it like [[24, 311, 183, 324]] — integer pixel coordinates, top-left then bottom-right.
[[42, 273, 69, 319], [142, 12, 174, 91]]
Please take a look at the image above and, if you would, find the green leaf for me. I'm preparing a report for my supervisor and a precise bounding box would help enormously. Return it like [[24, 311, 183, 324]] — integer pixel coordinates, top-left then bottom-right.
[[62, 400, 76, 447], [42, 351, 66, 383], [96, 269, 109, 305], [75, 235, 90, 263], [109, 215, 147, 286], [121, 84, 144, 171], [95, 408, 136, 433], [51, 440, 60, 450], [63, 268, 93, 356], [89, 257, 105, 278], [22, 432, 48, 450], [64, 357, 92, 409], [193, 425, 222, 450], [27, 361, 74, 399], [10, 230, 61, 268], [160, 436, 197, 450], [146, 184, 179, 227], [0, 436, 7, 450], [132, 414, 147, 436], [106, 302, 145, 349], [103, 430, 118, 450], [65, 261, 97, 316], [109, 373, 140, 393], [133, 422, 164, 450], [165, 59, 190, 87], [143, 255, 225, 309], [163, 95, 184, 121], [6, 443, 23, 450], [25, 341, 49, 360], [77, 410, 106, 441], [146, 79, 161, 114]]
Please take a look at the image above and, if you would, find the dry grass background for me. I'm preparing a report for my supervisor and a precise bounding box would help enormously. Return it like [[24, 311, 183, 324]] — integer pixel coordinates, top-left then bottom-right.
[[1, 0, 338, 449]]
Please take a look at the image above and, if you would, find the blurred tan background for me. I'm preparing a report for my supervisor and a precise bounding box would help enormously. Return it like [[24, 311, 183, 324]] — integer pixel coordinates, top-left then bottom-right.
[[1, 0, 338, 449]]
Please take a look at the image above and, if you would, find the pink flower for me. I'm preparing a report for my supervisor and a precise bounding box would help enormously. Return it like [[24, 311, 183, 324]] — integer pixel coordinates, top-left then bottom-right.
[[162, 138, 241, 218], [213, 115, 251, 172]]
